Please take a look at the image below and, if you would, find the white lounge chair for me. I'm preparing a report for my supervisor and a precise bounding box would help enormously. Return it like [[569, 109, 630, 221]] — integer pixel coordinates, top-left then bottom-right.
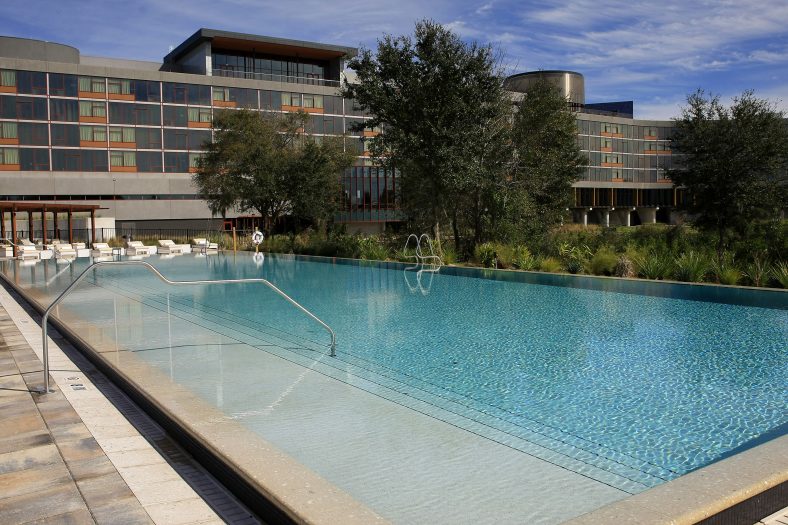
[[91, 242, 113, 257], [17, 244, 40, 260], [126, 240, 154, 256], [157, 239, 184, 255], [54, 243, 77, 259], [191, 238, 219, 254], [72, 242, 86, 250]]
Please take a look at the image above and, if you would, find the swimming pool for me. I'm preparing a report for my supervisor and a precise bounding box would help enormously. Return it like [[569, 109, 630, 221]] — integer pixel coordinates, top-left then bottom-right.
[[2, 253, 786, 523]]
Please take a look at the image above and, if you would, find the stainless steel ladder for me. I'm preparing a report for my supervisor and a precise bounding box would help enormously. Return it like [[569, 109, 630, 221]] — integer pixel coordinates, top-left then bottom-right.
[[403, 233, 443, 267], [37, 260, 337, 393]]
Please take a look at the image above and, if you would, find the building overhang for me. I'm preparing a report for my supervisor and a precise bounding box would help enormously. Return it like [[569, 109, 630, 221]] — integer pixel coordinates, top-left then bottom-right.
[[164, 28, 357, 63]]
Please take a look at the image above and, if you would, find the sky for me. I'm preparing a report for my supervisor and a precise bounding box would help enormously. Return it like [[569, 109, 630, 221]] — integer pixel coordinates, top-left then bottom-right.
[[1, 0, 786, 119]]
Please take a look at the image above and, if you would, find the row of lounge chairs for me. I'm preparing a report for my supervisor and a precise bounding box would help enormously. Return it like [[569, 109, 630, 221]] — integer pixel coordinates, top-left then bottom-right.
[[1, 238, 219, 260]]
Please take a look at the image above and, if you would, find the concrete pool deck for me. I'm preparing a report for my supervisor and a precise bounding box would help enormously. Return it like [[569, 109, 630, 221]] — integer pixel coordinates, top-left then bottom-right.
[[0, 284, 258, 524]]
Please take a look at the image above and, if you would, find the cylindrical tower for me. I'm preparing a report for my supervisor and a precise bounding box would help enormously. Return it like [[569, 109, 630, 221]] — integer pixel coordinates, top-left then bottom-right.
[[0, 36, 80, 63], [504, 70, 585, 105]]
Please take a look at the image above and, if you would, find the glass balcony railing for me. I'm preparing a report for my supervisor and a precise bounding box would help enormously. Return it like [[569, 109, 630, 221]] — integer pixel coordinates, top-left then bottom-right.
[[212, 68, 340, 87]]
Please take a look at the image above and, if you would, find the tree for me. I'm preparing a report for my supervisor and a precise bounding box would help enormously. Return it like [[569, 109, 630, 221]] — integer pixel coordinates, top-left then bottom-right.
[[341, 19, 511, 250], [507, 78, 584, 240], [668, 90, 788, 261], [194, 109, 353, 234]]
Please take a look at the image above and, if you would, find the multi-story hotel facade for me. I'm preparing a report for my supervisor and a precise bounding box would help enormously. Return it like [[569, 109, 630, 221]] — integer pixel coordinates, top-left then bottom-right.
[[0, 29, 677, 233]]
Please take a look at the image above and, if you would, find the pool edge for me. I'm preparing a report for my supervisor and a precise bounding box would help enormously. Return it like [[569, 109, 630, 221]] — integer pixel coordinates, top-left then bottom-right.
[[564, 434, 788, 524]]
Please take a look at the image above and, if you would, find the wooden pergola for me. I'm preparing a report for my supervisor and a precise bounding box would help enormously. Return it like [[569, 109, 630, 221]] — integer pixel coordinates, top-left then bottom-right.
[[0, 202, 105, 257]]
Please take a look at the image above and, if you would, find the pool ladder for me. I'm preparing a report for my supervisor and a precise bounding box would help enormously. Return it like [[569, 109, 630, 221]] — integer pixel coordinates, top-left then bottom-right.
[[403, 234, 442, 295], [403, 234, 443, 268], [36, 260, 337, 393]]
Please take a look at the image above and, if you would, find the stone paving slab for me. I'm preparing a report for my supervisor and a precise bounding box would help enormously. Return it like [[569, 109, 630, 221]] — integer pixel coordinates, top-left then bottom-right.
[[0, 280, 259, 525]]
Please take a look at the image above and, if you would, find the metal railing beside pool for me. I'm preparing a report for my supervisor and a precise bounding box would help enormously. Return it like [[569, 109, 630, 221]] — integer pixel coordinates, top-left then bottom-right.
[[37, 260, 337, 393]]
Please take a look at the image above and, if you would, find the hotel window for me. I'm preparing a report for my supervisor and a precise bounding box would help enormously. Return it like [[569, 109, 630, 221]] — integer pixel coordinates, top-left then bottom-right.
[[213, 87, 229, 102], [601, 138, 612, 149], [303, 94, 323, 109], [110, 150, 136, 167], [15, 71, 47, 95], [109, 126, 135, 143], [611, 168, 623, 179], [108, 78, 132, 95], [79, 125, 106, 142], [49, 74, 78, 97], [603, 123, 620, 134], [644, 127, 658, 138], [187, 107, 212, 123], [0, 148, 19, 164], [189, 152, 202, 169], [0, 122, 18, 139], [79, 76, 105, 94], [282, 93, 301, 107], [79, 101, 106, 118], [49, 99, 79, 121], [603, 154, 622, 164], [0, 70, 16, 87]]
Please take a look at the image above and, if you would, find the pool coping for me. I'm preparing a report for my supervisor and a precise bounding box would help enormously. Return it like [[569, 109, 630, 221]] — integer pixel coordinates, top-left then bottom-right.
[[0, 268, 389, 525], [2, 256, 786, 524]]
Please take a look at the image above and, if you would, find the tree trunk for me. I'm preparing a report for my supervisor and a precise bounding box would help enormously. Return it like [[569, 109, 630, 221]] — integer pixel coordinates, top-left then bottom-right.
[[451, 207, 461, 255]]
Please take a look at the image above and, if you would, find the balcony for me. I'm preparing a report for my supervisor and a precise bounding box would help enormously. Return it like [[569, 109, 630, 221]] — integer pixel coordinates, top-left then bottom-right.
[[212, 68, 340, 88]]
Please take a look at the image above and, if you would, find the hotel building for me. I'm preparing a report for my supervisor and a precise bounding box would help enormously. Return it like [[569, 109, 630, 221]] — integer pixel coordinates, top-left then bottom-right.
[[0, 30, 677, 234]]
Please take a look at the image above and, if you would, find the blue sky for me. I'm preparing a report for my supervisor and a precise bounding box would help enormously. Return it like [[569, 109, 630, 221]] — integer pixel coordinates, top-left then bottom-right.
[[1, 0, 786, 119]]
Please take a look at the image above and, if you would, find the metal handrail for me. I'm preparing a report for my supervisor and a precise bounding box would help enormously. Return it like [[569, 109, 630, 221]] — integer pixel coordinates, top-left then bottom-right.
[[402, 233, 443, 267], [38, 260, 337, 393]]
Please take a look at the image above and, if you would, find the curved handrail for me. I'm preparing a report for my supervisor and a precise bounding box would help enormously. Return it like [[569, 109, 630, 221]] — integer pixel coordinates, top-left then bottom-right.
[[38, 260, 336, 393], [403, 233, 443, 267]]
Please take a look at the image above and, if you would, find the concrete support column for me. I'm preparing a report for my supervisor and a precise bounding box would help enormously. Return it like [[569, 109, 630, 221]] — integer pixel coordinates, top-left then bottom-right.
[[581, 209, 588, 227], [602, 209, 610, 228]]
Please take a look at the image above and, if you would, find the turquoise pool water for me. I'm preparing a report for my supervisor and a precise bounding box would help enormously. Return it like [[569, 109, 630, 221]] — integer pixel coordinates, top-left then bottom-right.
[[2, 253, 786, 521]]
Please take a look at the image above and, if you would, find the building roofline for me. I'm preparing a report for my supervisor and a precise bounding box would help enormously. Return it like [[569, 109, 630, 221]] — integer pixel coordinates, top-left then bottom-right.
[[163, 28, 357, 63], [506, 70, 584, 80]]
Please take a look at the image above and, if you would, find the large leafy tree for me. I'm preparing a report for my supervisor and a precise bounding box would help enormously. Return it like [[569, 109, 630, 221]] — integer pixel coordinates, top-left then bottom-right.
[[508, 78, 584, 240], [341, 19, 511, 250], [194, 109, 353, 233], [668, 90, 788, 260]]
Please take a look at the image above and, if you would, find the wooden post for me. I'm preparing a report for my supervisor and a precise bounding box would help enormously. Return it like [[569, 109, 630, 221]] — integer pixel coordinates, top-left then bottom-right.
[[54, 211, 59, 241], [68, 210, 73, 244], [27, 211, 33, 241], [11, 208, 17, 257], [42, 208, 47, 245], [1, 210, 5, 240], [232, 227, 237, 252], [90, 209, 96, 246]]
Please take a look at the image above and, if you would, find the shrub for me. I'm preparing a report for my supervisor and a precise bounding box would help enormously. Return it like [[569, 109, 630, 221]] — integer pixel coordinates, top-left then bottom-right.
[[772, 262, 788, 288], [475, 242, 497, 268], [493, 243, 515, 269], [264, 234, 292, 254], [673, 251, 710, 282], [718, 268, 743, 286], [558, 242, 592, 274], [539, 256, 562, 273], [635, 251, 673, 280], [743, 256, 771, 287], [615, 256, 636, 278], [358, 236, 389, 261], [440, 244, 457, 265], [589, 247, 618, 276], [512, 246, 538, 271], [710, 253, 742, 285]]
